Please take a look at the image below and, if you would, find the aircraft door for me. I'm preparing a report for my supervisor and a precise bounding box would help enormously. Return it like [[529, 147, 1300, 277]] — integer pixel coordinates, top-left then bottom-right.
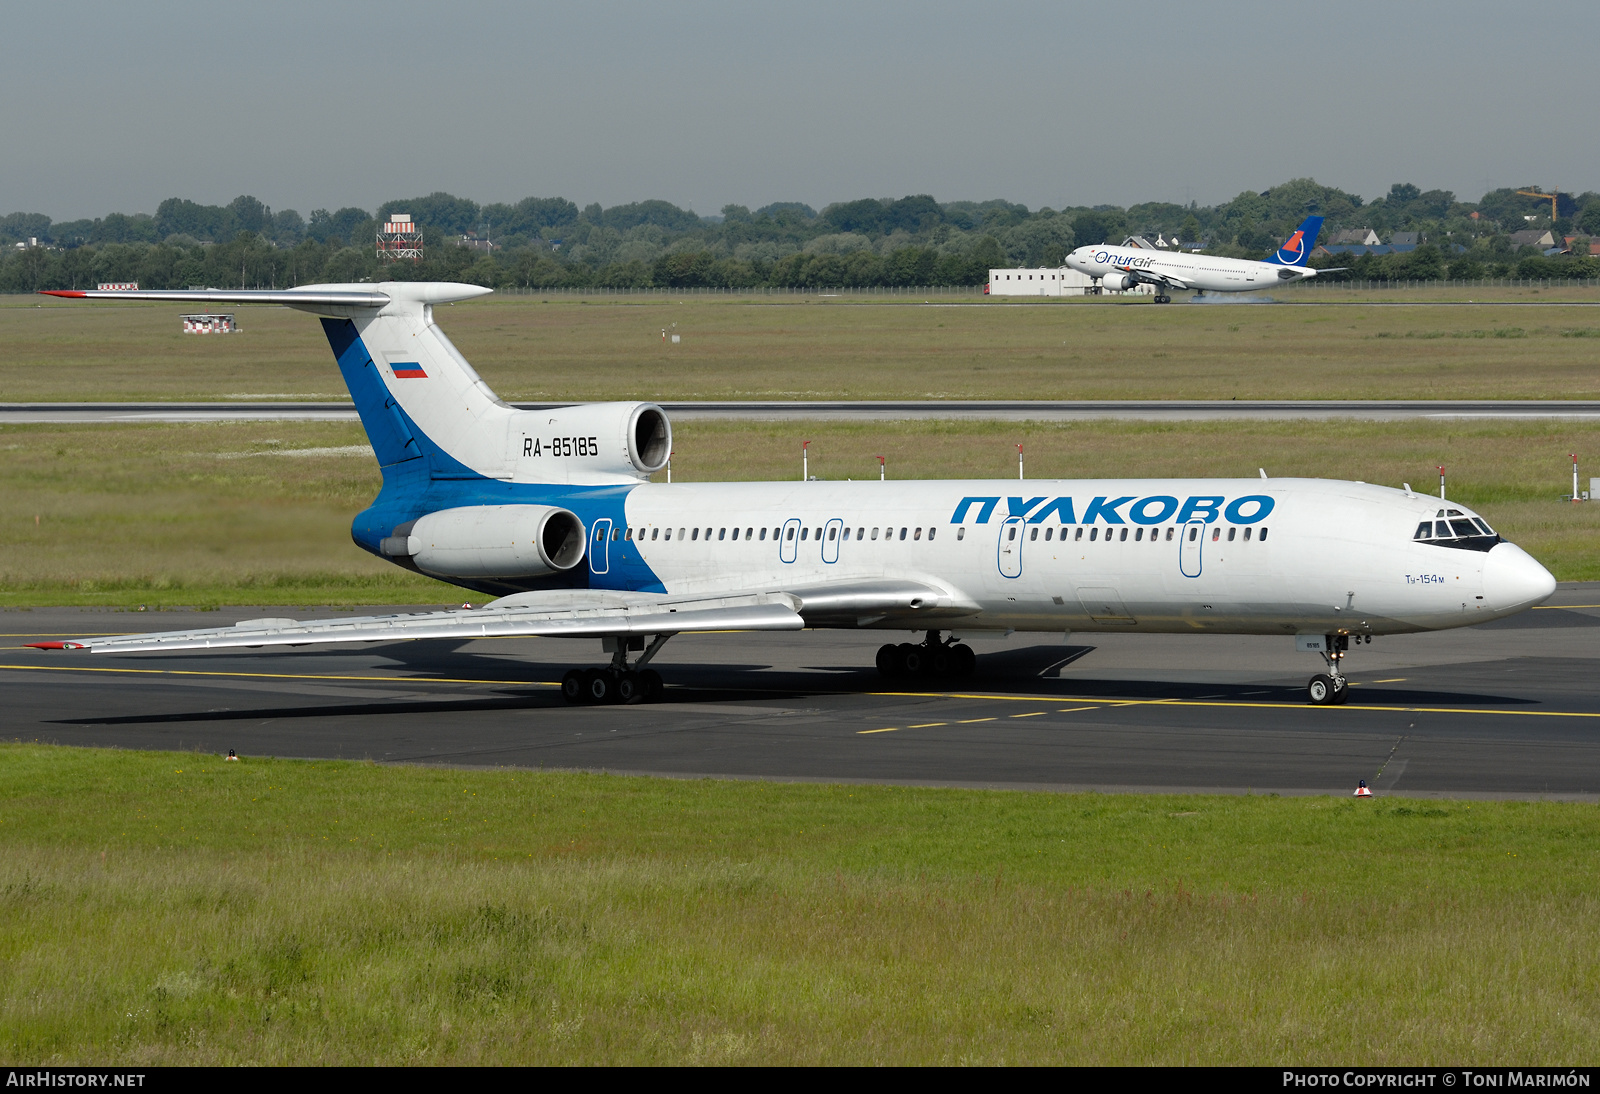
[[997, 516, 1024, 578], [1179, 518, 1204, 578], [590, 518, 612, 575], [822, 518, 843, 564], [779, 518, 801, 564]]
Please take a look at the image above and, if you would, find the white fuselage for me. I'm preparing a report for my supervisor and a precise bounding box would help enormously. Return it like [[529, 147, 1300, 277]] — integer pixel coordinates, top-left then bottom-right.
[[1065, 245, 1318, 293], [596, 476, 1553, 636]]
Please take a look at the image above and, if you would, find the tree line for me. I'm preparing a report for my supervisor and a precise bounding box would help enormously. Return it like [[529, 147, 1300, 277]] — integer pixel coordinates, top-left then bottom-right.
[[4, 179, 1600, 293]]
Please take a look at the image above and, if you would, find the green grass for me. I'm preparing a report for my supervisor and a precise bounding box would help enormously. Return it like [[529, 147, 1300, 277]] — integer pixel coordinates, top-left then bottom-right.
[[3, 417, 1599, 606], [5, 287, 1600, 402], [2, 743, 1597, 1064]]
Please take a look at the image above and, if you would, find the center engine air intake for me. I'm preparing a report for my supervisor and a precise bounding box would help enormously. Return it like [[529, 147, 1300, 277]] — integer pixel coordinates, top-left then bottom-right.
[[384, 505, 586, 579], [511, 401, 672, 481]]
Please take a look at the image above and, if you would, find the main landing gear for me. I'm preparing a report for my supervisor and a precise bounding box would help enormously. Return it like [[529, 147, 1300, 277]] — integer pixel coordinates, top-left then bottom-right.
[[1305, 633, 1370, 705], [876, 631, 977, 681], [561, 635, 671, 704], [1153, 292, 1173, 304]]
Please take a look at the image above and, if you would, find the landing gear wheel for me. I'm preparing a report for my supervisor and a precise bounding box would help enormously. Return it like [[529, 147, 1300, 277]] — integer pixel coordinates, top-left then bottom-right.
[[561, 668, 586, 704], [639, 668, 665, 702], [952, 643, 977, 678], [897, 642, 924, 676], [876, 643, 899, 679], [1154, 293, 1171, 304], [1330, 676, 1350, 705], [615, 670, 642, 704], [1307, 673, 1337, 705], [582, 668, 614, 704], [931, 645, 954, 675]]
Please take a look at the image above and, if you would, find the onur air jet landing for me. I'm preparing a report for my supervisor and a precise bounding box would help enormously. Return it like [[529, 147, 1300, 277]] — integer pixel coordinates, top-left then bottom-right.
[[30, 282, 1554, 706], [1066, 216, 1341, 302]]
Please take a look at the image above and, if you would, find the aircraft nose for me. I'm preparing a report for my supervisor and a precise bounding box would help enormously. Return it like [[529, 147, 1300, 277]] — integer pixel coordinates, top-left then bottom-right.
[[1483, 542, 1556, 612]]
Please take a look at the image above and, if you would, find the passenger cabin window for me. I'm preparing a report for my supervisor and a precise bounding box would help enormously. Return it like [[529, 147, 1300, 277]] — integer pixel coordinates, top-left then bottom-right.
[[1212, 527, 1221, 541], [1089, 528, 1097, 541], [956, 527, 965, 540], [1188, 527, 1198, 542], [800, 527, 808, 541], [786, 527, 795, 541], [1119, 528, 1128, 542], [914, 528, 922, 540], [718, 528, 726, 540], [1166, 527, 1174, 541], [1075, 527, 1084, 541], [899, 527, 908, 540], [692, 528, 699, 541], [1260, 528, 1269, 541], [871, 528, 879, 540], [828, 526, 837, 541], [856, 527, 865, 539], [1227, 527, 1236, 541], [1029, 527, 1038, 541], [928, 528, 936, 541]]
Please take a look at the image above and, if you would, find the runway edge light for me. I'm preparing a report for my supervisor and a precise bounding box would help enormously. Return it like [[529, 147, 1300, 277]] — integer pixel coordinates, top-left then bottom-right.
[[1355, 779, 1373, 798]]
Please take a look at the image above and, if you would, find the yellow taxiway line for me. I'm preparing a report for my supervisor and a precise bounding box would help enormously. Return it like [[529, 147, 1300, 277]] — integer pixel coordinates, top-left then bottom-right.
[[3, 663, 1597, 721], [869, 688, 1600, 720]]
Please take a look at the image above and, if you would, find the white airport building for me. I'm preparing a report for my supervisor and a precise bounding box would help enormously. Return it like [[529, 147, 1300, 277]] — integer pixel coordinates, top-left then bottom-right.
[[987, 266, 1152, 296]]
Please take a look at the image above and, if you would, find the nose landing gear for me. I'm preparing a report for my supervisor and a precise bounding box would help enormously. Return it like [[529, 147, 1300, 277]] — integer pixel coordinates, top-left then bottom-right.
[[1306, 633, 1367, 705], [561, 634, 671, 704], [877, 631, 977, 680]]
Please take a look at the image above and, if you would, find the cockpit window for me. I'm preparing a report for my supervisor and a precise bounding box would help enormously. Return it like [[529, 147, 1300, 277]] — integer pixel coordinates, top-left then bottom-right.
[[1419, 511, 1501, 553]]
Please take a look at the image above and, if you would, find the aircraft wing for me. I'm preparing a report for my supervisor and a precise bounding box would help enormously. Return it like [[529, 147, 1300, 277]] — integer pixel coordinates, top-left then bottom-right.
[[25, 580, 971, 655], [1115, 264, 1192, 290]]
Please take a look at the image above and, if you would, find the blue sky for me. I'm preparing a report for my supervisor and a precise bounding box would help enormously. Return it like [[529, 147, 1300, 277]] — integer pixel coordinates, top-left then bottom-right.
[[5, 0, 1596, 219]]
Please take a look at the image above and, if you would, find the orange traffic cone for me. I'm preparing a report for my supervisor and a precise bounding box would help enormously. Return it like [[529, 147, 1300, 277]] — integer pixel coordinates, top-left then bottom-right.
[[1354, 779, 1372, 798]]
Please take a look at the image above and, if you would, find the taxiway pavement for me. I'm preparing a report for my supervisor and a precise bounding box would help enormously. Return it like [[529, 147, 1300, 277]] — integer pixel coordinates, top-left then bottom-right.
[[7, 585, 1600, 800]]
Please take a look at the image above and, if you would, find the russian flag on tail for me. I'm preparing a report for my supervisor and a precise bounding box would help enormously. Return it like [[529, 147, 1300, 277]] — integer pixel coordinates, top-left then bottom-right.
[[391, 362, 427, 378]]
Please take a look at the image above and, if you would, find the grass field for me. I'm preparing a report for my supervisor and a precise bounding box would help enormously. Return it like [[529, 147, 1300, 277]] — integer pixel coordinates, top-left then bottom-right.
[[2, 743, 1597, 1064], [2, 416, 1599, 607], [5, 285, 1600, 403]]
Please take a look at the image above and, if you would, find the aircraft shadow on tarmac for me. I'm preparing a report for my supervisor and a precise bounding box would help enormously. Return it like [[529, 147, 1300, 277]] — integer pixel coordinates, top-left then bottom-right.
[[55, 643, 1534, 727]]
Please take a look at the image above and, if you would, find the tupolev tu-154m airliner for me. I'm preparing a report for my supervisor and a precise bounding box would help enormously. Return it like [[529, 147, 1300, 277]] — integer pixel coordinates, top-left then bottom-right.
[[1065, 216, 1342, 302], [30, 282, 1554, 706]]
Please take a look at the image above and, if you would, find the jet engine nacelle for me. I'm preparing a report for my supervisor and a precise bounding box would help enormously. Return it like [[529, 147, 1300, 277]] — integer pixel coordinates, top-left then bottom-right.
[[384, 504, 587, 579], [1102, 272, 1136, 291], [510, 401, 671, 482]]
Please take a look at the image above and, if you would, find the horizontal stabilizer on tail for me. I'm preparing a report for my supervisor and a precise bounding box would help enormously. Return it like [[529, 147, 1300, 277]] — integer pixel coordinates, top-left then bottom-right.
[[37, 282, 493, 315], [40, 288, 392, 307]]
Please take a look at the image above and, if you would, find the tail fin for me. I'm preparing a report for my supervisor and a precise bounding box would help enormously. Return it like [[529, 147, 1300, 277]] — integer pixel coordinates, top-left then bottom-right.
[[1263, 216, 1323, 266], [314, 284, 513, 482]]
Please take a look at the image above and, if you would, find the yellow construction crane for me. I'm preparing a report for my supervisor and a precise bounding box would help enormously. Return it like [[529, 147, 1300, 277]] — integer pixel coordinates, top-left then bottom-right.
[[1517, 188, 1559, 223]]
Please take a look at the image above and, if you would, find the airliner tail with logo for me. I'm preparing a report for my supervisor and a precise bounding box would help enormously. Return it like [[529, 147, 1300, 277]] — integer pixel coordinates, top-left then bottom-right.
[[1066, 216, 1345, 302], [30, 283, 1552, 705]]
